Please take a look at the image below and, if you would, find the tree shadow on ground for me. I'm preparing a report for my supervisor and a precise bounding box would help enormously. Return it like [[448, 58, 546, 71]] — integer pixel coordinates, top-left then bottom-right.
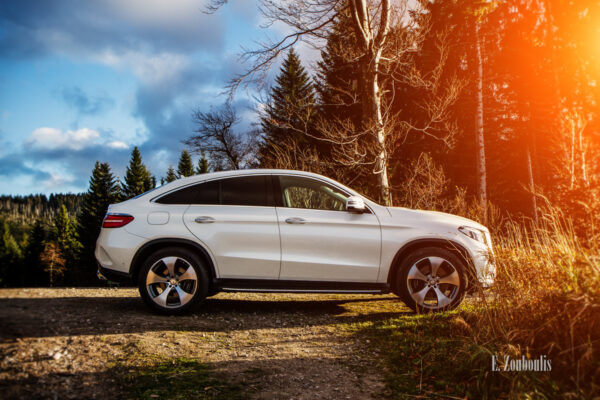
[[0, 353, 384, 400]]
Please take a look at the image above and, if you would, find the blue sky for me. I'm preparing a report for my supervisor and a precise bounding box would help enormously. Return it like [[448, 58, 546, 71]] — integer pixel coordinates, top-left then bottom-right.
[[0, 0, 317, 195]]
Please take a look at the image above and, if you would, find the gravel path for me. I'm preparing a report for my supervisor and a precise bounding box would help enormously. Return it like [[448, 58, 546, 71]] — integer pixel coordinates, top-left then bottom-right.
[[0, 288, 408, 399]]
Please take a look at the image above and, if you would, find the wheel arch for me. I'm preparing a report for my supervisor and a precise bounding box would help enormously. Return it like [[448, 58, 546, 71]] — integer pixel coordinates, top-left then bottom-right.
[[130, 238, 217, 287], [387, 238, 476, 293]]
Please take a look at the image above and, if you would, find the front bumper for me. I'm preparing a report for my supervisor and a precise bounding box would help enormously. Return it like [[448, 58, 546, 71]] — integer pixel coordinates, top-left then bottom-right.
[[469, 247, 496, 288]]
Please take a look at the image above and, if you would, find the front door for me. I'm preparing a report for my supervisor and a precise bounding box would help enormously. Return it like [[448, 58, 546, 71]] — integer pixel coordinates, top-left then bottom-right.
[[274, 175, 381, 282]]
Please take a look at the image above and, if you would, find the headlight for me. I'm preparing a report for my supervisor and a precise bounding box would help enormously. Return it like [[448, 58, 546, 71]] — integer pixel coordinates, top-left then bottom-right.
[[458, 226, 487, 244]]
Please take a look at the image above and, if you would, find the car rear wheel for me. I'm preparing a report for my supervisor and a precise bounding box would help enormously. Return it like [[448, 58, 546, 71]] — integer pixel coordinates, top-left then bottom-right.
[[138, 247, 208, 315], [397, 247, 467, 313]]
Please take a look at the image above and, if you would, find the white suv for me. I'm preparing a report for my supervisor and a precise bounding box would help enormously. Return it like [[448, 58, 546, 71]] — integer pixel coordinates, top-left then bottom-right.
[[96, 169, 495, 315]]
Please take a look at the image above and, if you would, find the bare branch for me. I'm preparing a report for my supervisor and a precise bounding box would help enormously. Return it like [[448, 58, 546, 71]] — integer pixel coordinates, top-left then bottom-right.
[[203, 0, 227, 14], [186, 103, 256, 170]]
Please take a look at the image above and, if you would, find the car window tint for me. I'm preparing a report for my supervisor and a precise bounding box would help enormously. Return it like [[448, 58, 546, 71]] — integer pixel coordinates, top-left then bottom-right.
[[195, 180, 220, 204], [221, 176, 269, 206], [156, 180, 219, 205], [278, 176, 348, 211]]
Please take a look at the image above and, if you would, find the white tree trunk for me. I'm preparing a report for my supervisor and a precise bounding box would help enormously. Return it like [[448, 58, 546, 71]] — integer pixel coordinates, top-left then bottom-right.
[[570, 118, 575, 189], [578, 122, 588, 186], [526, 146, 539, 225], [475, 22, 488, 221], [350, 0, 391, 205], [371, 53, 391, 205], [49, 260, 54, 288]]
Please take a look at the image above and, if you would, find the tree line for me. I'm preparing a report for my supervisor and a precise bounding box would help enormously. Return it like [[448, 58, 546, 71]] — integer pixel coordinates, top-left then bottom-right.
[[0, 148, 208, 287]]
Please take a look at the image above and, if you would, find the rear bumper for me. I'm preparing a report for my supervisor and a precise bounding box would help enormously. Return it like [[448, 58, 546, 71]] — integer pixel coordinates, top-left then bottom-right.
[[97, 264, 133, 283], [95, 225, 145, 274]]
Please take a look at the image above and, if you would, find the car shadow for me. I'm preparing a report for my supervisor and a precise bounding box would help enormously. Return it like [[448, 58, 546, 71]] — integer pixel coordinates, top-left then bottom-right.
[[0, 294, 412, 340]]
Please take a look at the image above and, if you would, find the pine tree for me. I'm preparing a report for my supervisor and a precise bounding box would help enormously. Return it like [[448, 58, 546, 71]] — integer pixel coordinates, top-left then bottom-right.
[[315, 10, 362, 126], [177, 150, 195, 178], [51, 205, 81, 285], [77, 161, 121, 284], [259, 48, 317, 164], [312, 11, 370, 191], [0, 220, 23, 287], [196, 153, 210, 175], [121, 147, 155, 199], [196, 153, 210, 174], [164, 166, 178, 183], [23, 220, 47, 286]]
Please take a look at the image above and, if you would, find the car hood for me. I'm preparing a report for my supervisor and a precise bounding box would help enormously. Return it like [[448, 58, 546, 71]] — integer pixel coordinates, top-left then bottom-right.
[[386, 207, 488, 231]]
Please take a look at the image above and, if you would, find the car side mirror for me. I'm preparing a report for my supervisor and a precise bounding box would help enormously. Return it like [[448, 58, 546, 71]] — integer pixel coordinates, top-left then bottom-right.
[[346, 196, 366, 214]]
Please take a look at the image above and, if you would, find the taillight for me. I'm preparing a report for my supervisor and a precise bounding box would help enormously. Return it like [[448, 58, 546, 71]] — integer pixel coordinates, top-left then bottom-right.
[[102, 213, 134, 228]]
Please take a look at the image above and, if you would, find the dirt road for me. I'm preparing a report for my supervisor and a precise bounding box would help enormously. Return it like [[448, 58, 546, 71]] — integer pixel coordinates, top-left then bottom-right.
[[0, 288, 408, 399]]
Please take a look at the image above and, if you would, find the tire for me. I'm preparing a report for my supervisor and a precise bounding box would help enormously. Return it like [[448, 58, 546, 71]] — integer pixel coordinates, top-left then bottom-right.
[[396, 247, 467, 313], [138, 247, 209, 315]]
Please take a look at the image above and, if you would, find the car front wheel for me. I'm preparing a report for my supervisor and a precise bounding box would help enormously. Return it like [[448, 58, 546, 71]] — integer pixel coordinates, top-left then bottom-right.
[[397, 247, 467, 313], [138, 247, 209, 315]]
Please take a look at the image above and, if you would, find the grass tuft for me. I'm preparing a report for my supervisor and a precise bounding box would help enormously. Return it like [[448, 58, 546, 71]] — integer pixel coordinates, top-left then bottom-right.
[[116, 357, 245, 400]]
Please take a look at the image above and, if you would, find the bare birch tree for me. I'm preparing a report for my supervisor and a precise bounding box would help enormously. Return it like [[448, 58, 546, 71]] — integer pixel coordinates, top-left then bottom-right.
[[562, 107, 591, 189], [474, 20, 488, 221]]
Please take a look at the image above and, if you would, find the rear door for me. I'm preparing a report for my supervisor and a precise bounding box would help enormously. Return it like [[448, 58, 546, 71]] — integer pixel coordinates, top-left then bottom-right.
[[274, 175, 381, 282], [176, 175, 281, 279]]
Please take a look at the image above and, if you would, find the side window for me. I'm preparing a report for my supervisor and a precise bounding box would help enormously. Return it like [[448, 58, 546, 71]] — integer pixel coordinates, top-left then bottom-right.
[[156, 180, 219, 205], [221, 176, 270, 206], [196, 180, 219, 204], [156, 176, 271, 206], [278, 176, 348, 211]]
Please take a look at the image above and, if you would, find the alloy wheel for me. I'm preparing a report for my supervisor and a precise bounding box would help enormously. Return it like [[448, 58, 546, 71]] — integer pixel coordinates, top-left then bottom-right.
[[406, 256, 461, 310], [145, 256, 198, 309]]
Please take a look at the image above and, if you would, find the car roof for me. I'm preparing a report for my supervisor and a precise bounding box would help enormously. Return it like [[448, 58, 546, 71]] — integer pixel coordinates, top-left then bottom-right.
[[142, 169, 362, 200], [168, 169, 332, 186]]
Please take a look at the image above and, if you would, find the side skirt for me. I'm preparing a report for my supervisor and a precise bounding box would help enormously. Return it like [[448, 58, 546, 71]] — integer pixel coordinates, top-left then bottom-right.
[[214, 279, 390, 294]]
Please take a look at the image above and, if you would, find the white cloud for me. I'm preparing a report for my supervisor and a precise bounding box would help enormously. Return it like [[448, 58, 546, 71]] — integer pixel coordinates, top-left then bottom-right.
[[150, 149, 171, 176], [41, 171, 73, 191], [26, 127, 130, 151], [95, 49, 190, 85], [26, 127, 101, 151], [104, 0, 208, 29], [107, 141, 129, 149]]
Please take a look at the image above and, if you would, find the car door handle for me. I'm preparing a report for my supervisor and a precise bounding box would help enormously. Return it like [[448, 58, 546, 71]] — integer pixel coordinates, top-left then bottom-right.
[[194, 216, 215, 224], [285, 217, 306, 224]]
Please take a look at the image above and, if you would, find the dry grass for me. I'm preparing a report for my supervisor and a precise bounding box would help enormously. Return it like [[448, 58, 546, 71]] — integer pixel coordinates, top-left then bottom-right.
[[468, 209, 600, 397], [344, 208, 600, 398], [387, 171, 600, 397]]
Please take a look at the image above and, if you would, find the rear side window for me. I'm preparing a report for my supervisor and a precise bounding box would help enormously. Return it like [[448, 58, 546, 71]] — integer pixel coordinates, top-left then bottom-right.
[[155, 176, 271, 206], [221, 176, 269, 206], [156, 180, 219, 205], [196, 180, 220, 204]]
